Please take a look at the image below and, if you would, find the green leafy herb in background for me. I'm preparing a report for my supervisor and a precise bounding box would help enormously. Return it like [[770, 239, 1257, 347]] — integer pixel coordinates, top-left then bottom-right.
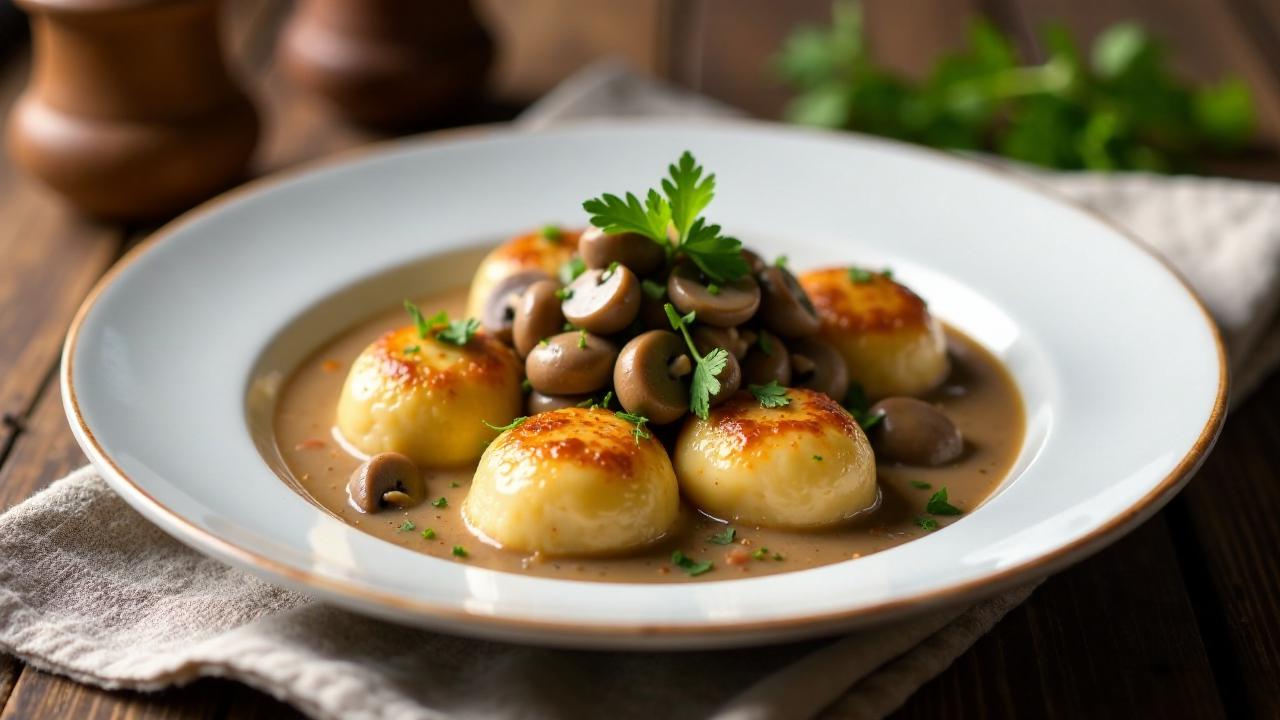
[[776, 1, 1253, 172]]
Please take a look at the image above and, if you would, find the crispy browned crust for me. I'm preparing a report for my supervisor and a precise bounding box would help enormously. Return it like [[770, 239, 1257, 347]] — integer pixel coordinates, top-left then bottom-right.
[[492, 228, 582, 267], [368, 326, 519, 390], [708, 388, 858, 452], [799, 268, 931, 333], [503, 407, 656, 479]]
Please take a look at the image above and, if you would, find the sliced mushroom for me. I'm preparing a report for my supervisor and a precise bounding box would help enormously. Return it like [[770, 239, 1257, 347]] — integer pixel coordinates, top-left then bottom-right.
[[740, 330, 792, 386], [579, 226, 666, 275], [692, 325, 749, 360], [867, 397, 964, 466], [526, 390, 592, 415], [562, 265, 641, 334], [789, 337, 849, 401], [757, 265, 820, 338], [482, 270, 552, 343], [348, 452, 424, 514], [667, 262, 760, 327], [512, 279, 566, 357], [614, 330, 690, 425], [525, 331, 618, 395]]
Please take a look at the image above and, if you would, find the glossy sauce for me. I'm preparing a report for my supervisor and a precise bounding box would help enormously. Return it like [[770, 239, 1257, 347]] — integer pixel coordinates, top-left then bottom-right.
[[273, 287, 1025, 582]]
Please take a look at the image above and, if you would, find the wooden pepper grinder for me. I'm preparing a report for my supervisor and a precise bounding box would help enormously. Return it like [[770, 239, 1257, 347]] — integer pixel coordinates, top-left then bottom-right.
[[6, 0, 259, 220], [279, 0, 494, 131]]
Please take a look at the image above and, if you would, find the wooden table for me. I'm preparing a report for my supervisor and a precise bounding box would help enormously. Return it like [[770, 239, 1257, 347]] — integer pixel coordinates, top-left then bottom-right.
[[1, 1, 1278, 717]]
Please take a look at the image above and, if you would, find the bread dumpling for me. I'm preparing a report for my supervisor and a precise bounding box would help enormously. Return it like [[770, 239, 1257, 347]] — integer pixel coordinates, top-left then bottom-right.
[[463, 407, 679, 555], [797, 268, 948, 400], [336, 325, 522, 466], [674, 388, 877, 528], [464, 228, 580, 322]]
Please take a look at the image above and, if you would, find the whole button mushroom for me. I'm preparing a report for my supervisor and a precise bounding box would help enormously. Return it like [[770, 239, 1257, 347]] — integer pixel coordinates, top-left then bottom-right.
[[579, 226, 666, 276], [741, 330, 792, 386], [789, 337, 849, 402], [482, 270, 552, 343], [527, 390, 592, 415], [562, 264, 641, 335], [692, 325, 749, 359], [526, 331, 618, 395], [348, 452, 424, 513], [757, 265, 821, 338], [867, 397, 964, 467], [741, 248, 768, 274], [513, 279, 566, 357], [667, 263, 760, 327], [614, 330, 691, 425]]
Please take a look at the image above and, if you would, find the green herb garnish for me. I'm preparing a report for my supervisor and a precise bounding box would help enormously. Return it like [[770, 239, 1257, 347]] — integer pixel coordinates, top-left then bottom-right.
[[421, 528, 436, 539], [774, 255, 789, 268], [813, 454, 823, 461], [559, 256, 587, 285], [521, 378, 532, 393], [752, 548, 769, 560], [402, 344, 420, 354], [398, 520, 416, 532], [749, 380, 791, 409], [600, 260, 621, 282], [708, 526, 736, 545], [915, 517, 939, 531], [641, 278, 667, 300], [616, 411, 652, 444], [555, 287, 573, 300], [665, 303, 729, 420], [707, 283, 721, 296], [848, 267, 874, 284], [577, 329, 588, 349], [757, 332, 774, 357], [436, 317, 480, 346], [403, 300, 446, 339], [926, 487, 963, 516], [483, 416, 528, 432], [910, 480, 932, 490], [431, 497, 449, 509], [452, 545, 468, 558], [540, 224, 562, 242], [773, 553, 785, 561], [671, 550, 714, 576]]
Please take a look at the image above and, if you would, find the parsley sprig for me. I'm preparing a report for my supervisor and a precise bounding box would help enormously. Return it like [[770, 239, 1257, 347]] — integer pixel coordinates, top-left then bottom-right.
[[749, 380, 791, 409], [403, 300, 480, 346], [615, 411, 652, 444], [708, 526, 736, 545], [926, 487, 963, 516], [842, 383, 884, 430], [664, 303, 729, 420], [483, 416, 528, 432], [671, 550, 714, 576], [582, 152, 748, 283]]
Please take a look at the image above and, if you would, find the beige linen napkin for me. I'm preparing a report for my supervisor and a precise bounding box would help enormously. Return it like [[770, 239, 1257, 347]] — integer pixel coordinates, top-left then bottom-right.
[[1, 63, 1277, 720]]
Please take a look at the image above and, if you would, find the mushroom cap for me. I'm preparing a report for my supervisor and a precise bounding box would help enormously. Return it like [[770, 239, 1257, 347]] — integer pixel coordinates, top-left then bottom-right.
[[512, 279, 566, 357], [481, 269, 553, 343], [614, 330, 690, 425], [579, 226, 666, 275], [525, 331, 619, 395], [741, 330, 792, 387], [757, 265, 820, 338], [789, 337, 849, 402], [667, 262, 760, 327], [867, 397, 964, 466], [562, 265, 642, 335], [347, 452, 424, 513]]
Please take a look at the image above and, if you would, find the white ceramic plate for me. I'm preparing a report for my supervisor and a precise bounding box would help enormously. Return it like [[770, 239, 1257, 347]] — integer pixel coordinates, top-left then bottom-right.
[[63, 120, 1225, 649]]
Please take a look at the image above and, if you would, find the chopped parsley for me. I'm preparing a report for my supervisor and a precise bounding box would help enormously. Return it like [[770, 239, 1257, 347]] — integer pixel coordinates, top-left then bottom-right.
[[671, 550, 714, 576], [398, 520, 416, 532], [450, 481, 460, 488], [404, 300, 479, 346], [421, 528, 436, 539], [436, 317, 480, 346], [774, 254, 789, 268], [813, 454, 823, 461], [707, 283, 721, 296], [600, 260, 621, 282], [749, 380, 791, 409], [582, 151, 748, 283], [848, 267, 874, 284], [555, 287, 573, 300], [842, 383, 882, 429], [403, 300, 445, 338], [773, 553, 785, 561], [641, 278, 667, 300], [521, 378, 532, 393], [483, 416, 528, 432], [577, 329, 588, 349], [910, 480, 932, 490], [559, 256, 587, 284], [858, 412, 884, 431], [708, 526, 736, 545], [540, 224, 562, 242], [752, 548, 769, 560], [431, 497, 449, 509], [581, 390, 616, 410], [616, 411, 651, 444], [926, 487, 963, 516], [665, 303, 730, 420], [452, 545, 468, 558], [915, 517, 939, 531], [403, 344, 420, 354]]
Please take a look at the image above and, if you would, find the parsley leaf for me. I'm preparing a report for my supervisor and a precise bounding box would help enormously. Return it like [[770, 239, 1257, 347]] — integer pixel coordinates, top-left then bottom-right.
[[641, 278, 667, 300], [421, 527, 436, 539], [813, 454, 823, 461], [615, 411, 651, 444], [431, 497, 449, 508], [483, 416, 528, 432], [848, 267, 874, 283], [752, 547, 769, 560], [915, 516, 939, 531], [582, 189, 672, 243], [708, 526, 736, 545], [436, 317, 480, 346], [692, 348, 728, 420], [452, 545, 468, 557], [540, 224, 562, 242], [910, 480, 933, 490], [682, 219, 749, 282], [926, 487, 963, 516], [403, 300, 445, 338], [398, 520, 416, 532], [671, 550, 714, 576], [663, 151, 717, 241], [749, 380, 791, 408], [559, 256, 587, 285]]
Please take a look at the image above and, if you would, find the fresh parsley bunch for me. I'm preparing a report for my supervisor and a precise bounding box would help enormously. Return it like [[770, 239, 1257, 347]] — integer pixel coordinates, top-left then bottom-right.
[[776, 1, 1254, 172]]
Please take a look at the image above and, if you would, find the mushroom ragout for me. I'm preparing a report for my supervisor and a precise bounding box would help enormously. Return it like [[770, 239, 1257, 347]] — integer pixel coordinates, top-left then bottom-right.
[[272, 152, 1025, 582]]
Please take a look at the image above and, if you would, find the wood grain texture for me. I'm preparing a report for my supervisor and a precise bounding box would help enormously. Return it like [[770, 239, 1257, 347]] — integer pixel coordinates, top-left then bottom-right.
[[0, 669, 222, 720]]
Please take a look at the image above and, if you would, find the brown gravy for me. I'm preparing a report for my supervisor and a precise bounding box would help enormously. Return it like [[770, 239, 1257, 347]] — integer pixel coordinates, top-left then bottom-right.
[[273, 287, 1025, 582]]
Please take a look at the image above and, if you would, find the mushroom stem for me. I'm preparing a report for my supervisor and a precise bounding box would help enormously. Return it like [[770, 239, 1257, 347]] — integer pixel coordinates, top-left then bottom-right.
[[792, 353, 816, 375], [382, 490, 414, 507], [668, 354, 693, 378]]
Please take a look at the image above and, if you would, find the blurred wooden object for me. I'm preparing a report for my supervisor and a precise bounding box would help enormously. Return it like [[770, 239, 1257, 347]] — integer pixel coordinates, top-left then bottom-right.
[[278, 0, 493, 130], [5, 0, 257, 221]]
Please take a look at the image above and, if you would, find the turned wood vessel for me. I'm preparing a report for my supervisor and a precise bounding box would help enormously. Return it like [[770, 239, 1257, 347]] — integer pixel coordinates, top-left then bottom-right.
[[6, 0, 259, 220], [279, 0, 494, 130]]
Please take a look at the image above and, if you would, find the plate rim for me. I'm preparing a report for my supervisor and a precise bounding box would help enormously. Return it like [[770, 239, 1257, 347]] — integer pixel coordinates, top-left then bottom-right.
[[60, 118, 1229, 643]]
